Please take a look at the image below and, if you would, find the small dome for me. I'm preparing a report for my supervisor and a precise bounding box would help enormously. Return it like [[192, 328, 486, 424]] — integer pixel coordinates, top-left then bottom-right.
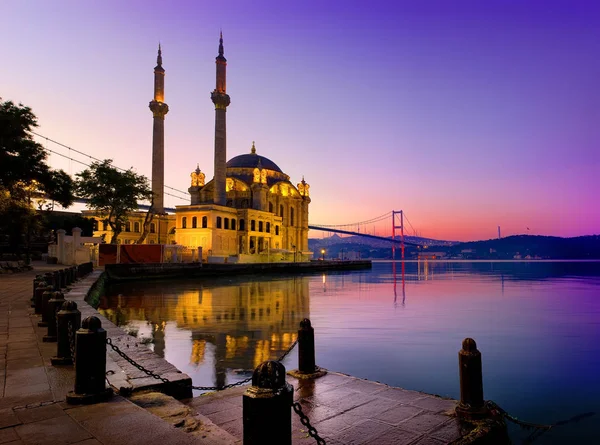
[[226, 153, 283, 173]]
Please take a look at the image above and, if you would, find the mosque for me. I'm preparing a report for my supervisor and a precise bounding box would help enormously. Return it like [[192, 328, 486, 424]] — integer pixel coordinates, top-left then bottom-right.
[[85, 35, 311, 263]]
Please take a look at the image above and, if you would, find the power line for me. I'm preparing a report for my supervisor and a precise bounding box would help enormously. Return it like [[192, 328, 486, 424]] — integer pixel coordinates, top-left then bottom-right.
[[32, 131, 190, 198], [41, 146, 188, 202]]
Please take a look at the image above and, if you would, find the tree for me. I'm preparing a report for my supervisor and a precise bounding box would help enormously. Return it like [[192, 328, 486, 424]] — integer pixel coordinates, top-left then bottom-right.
[[76, 160, 153, 244], [0, 98, 74, 258]]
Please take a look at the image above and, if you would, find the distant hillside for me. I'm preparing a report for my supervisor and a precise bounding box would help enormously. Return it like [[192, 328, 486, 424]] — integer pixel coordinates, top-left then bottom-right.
[[308, 234, 600, 260]]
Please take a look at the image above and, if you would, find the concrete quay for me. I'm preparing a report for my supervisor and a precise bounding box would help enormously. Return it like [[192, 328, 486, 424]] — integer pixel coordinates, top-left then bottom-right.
[[1, 262, 504, 444], [0, 262, 236, 444], [186, 371, 505, 445]]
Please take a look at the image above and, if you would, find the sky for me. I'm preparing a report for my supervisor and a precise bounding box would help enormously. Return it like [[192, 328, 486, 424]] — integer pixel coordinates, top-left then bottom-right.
[[2, 0, 599, 241]]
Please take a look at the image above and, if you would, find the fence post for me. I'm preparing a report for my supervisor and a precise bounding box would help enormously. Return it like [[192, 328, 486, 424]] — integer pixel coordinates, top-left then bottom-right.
[[43, 292, 65, 342], [32, 276, 44, 308], [456, 338, 488, 419], [243, 360, 293, 445], [66, 316, 112, 405], [52, 301, 81, 365]]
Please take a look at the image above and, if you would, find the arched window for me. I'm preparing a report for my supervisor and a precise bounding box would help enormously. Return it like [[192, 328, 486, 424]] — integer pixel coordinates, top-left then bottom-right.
[[231, 219, 236, 230], [280, 205, 284, 218], [125, 221, 131, 232], [251, 220, 256, 231], [216, 217, 222, 229], [258, 221, 263, 232], [192, 216, 197, 228], [224, 218, 229, 230], [266, 222, 271, 233], [291, 207, 295, 226], [134, 222, 140, 233], [239, 219, 245, 231], [150, 223, 156, 233], [202, 216, 207, 228], [269, 202, 273, 213], [182, 217, 187, 229], [275, 225, 279, 236], [102, 220, 108, 231]]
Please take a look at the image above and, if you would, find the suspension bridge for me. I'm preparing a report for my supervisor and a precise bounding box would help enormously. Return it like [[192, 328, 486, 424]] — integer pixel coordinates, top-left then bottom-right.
[[36, 132, 422, 255]]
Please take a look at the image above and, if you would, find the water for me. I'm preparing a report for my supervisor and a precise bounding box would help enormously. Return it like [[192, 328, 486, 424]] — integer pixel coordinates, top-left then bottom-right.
[[97, 261, 600, 443]]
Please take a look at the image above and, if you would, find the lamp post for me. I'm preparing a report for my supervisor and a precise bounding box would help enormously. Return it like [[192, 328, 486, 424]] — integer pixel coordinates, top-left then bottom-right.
[[321, 249, 325, 261]]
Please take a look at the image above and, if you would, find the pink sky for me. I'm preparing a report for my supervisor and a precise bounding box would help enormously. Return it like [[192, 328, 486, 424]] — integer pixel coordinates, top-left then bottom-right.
[[2, 0, 599, 241]]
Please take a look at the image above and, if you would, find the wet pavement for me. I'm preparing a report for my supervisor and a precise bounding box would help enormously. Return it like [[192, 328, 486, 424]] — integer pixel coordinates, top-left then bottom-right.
[[186, 371, 473, 444], [0, 262, 234, 444]]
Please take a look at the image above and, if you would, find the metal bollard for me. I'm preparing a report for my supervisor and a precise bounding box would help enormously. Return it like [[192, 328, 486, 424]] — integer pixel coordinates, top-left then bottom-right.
[[44, 272, 56, 291], [52, 301, 81, 365], [38, 287, 54, 327], [34, 284, 52, 315], [298, 318, 316, 373], [71, 266, 78, 283], [60, 269, 67, 288], [455, 338, 488, 419], [53, 271, 61, 290], [289, 319, 327, 379], [243, 360, 293, 445], [31, 276, 44, 308], [43, 292, 65, 342], [66, 316, 112, 405]]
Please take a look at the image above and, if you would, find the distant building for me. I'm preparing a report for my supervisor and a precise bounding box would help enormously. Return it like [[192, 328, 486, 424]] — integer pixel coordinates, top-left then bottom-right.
[[418, 252, 446, 260], [86, 36, 311, 263]]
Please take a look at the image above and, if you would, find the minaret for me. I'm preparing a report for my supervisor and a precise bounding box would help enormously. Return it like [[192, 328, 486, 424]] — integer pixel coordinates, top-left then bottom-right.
[[211, 32, 231, 206], [149, 44, 169, 213]]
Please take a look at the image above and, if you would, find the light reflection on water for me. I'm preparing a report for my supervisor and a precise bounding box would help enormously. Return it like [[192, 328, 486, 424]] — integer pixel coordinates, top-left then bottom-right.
[[98, 261, 600, 444]]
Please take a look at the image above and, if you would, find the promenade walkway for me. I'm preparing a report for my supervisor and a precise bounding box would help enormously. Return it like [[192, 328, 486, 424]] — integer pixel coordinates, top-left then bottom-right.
[[0, 262, 235, 445]]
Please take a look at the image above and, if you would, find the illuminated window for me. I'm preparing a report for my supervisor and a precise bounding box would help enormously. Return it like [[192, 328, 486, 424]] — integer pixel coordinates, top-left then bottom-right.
[[217, 217, 222, 229], [182, 217, 187, 229], [150, 223, 156, 233], [134, 222, 140, 232], [202, 216, 207, 228], [192, 216, 197, 228]]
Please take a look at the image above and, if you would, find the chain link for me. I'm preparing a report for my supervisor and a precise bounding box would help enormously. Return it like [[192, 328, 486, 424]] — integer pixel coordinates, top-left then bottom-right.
[[67, 320, 76, 363], [292, 401, 326, 445], [105, 337, 298, 392], [485, 400, 553, 432]]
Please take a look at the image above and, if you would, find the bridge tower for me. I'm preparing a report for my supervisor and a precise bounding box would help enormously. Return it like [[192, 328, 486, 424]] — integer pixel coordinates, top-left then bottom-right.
[[392, 210, 405, 260], [211, 32, 231, 206], [149, 44, 169, 213]]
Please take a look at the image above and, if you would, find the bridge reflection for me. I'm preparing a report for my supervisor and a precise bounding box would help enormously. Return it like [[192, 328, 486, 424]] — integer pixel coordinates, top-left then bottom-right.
[[98, 276, 309, 388]]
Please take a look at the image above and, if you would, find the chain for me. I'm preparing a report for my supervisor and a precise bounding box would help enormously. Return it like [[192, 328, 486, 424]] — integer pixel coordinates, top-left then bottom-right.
[[67, 320, 76, 363], [106, 338, 170, 383], [292, 401, 326, 445], [485, 400, 553, 432], [106, 337, 298, 392], [190, 339, 299, 391]]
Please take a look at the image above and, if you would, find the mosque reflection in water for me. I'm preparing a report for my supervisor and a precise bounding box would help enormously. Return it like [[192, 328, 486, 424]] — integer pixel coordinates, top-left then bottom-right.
[[98, 276, 309, 388]]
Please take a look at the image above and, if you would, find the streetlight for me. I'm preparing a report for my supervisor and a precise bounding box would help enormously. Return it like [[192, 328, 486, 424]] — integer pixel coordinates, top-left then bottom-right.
[[321, 249, 325, 261]]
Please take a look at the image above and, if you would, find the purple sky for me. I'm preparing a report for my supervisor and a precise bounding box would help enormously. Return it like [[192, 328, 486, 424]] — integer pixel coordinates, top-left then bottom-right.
[[3, 0, 599, 241]]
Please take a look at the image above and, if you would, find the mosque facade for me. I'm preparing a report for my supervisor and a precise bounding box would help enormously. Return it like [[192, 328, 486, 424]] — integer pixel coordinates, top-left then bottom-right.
[[85, 36, 311, 263]]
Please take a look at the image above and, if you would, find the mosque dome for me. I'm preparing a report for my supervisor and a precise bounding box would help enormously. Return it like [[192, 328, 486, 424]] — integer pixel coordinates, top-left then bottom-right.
[[226, 142, 283, 173]]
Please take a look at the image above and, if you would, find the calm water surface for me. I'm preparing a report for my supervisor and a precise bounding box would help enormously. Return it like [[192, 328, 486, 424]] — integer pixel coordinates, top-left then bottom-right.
[[98, 261, 600, 444]]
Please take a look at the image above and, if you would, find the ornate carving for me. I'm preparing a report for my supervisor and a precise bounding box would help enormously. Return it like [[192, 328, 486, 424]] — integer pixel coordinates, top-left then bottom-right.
[[253, 167, 261, 183], [190, 165, 205, 187], [149, 100, 169, 118], [211, 91, 230, 110], [260, 169, 267, 184], [298, 177, 310, 197], [226, 178, 234, 191]]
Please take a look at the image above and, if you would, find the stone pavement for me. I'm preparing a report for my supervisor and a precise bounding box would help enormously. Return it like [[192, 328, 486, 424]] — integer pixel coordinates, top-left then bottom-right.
[[0, 262, 236, 445], [186, 371, 473, 445]]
